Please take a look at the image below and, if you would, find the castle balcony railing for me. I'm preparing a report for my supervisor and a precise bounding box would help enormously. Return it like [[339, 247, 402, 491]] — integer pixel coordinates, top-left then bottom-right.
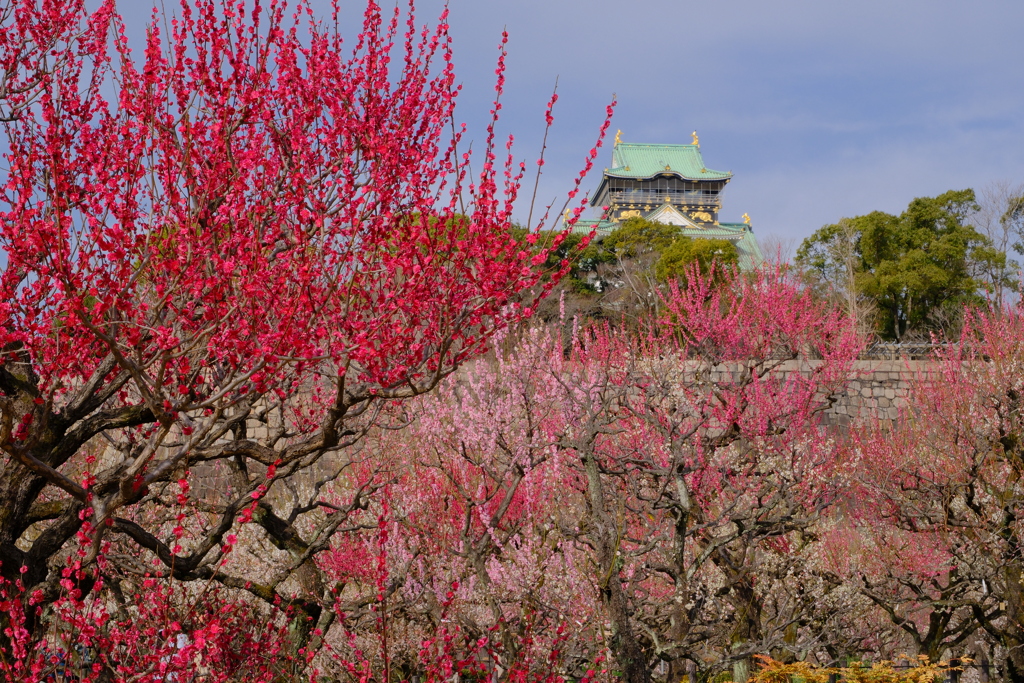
[[610, 190, 722, 208]]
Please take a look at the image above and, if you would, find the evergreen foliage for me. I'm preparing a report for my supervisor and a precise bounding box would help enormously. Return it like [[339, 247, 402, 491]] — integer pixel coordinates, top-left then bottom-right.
[[655, 236, 738, 283], [796, 189, 1008, 340], [522, 217, 742, 322]]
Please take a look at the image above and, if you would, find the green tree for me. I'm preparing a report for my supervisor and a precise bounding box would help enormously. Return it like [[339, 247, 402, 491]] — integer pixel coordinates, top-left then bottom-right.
[[1006, 192, 1024, 254], [521, 217, 742, 324], [797, 189, 1007, 340], [602, 217, 683, 259], [512, 227, 609, 294], [655, 236, 738, 283]]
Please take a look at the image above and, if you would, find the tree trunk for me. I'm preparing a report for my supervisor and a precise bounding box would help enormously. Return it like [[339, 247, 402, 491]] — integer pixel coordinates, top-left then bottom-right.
[[581, 442, 650, 683], [732, 650, 750, 683], [603, 575, 650, 683], [726, 576, 762, 683], [1000, 529, 1024, 683]]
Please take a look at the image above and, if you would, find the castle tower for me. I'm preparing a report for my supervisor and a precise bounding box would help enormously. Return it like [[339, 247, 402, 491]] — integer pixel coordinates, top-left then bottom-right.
[[571, 131, 763, 269], [592, 131, 730, 226]]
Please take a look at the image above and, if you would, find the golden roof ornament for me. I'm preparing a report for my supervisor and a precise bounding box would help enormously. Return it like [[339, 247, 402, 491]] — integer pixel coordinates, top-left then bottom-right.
[[691, 130, 699, 146], [615, 129, 622, 145], [742, 212, 751, 225]]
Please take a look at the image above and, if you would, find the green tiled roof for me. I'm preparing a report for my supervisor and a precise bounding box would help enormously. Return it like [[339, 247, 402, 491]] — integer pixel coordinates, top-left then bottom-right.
[[607, 143, 732, 181], [714, 224, 764, 270], [568, 219, 617, 235]]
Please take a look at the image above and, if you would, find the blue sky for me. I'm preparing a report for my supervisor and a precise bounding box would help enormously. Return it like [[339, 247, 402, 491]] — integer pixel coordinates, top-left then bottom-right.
[[117, 0, 1024, 248]]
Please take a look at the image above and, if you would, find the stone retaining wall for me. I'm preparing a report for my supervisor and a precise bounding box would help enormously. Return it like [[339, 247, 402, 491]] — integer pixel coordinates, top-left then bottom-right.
[[237, 359, 939, 439], [823, 360, 935, 426], [680, 359, 936, 427]]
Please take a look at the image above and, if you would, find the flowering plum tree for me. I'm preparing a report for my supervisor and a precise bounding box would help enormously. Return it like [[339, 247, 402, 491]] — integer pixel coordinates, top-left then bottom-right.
[[818, 515, 980, 664], [315, 328, 601, 680], [0, 569, 293, 683], [555, 266, 861, 683], [851, 308, 1024, 680], [0, 0, 609, 663], [362, 268, 861, 683]]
